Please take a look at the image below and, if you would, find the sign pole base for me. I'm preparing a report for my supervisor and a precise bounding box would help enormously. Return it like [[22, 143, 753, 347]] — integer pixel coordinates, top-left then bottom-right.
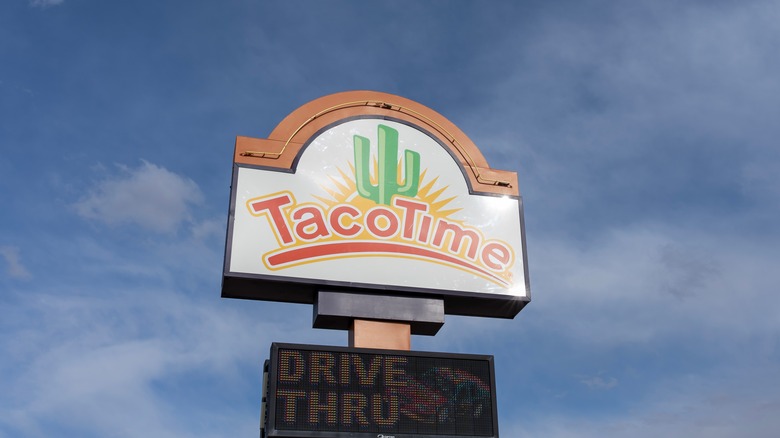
[[349, 319, 411, 350]]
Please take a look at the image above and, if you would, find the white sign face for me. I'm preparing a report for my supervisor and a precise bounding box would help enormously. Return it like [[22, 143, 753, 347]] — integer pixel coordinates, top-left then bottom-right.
[[226, 118, 528, 300]]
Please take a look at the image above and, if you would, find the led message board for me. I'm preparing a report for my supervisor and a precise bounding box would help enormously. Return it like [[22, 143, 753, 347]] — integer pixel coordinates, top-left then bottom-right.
[[222, 91, 530, 318], [265, 343, 499, 438]]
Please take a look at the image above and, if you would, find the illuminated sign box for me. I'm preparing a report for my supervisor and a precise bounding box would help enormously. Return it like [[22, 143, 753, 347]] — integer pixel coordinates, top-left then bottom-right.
[[265, 343, 499, 438], [222, 91, 530, 319]]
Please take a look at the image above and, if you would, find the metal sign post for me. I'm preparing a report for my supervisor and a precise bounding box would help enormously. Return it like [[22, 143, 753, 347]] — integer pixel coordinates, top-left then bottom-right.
[[349, 320, 411, 350]]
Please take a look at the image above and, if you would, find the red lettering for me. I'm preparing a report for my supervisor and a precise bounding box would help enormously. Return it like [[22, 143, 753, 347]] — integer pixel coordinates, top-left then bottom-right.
[[481, 241, 513, 271], [248, 193, 295, 245], [432, 219, 481, 260], [418, 214, 433, 243], [248, 193, 516, 282], [365, 207, 399, 239], [394, 198, 428, 240], [329, 205, 362, 237], [292, 206, 329, 241]]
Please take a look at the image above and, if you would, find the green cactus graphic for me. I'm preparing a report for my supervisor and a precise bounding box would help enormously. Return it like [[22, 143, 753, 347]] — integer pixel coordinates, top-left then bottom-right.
[[354, 124, 420, 205]]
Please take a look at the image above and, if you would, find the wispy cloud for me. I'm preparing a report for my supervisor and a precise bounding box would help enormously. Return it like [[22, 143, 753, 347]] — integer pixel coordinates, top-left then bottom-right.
[[530, 226, 779, 346], [657, 244, 719, 299], [467, 0, 780, 240], [0, 282, 334, 436], [0, 246, 31, 279], [506, 363, 780, 438], [580, 375, 618, 390], [74, 161, 203, 234], [29, 0, 64, 8]]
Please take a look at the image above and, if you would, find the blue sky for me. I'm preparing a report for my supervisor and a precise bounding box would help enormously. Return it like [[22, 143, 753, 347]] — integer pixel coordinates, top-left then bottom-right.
[[2, 0, 779, 436]]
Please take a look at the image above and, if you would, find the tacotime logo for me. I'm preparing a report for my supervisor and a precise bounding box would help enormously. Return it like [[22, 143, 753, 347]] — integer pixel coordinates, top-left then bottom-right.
[[246, 125, 515, 287]]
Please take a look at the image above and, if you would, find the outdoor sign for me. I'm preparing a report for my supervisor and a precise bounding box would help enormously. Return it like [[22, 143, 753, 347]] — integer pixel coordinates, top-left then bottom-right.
[[264, 343, 499, 438], [222, 91, 530, 318]]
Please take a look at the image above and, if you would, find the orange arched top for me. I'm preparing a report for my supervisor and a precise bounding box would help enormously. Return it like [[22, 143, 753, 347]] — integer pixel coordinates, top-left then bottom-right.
[[233, 90, 519, 197]]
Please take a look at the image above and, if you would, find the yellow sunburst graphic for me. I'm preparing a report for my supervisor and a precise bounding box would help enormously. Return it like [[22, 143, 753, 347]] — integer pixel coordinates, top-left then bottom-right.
[[247, 157, 515, 287], [243, 156, 517, 287], [314, 164, 461, 223]]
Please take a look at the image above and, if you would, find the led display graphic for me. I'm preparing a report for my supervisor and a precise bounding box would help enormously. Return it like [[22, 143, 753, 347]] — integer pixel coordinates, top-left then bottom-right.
[[265, 344, 499, 438]]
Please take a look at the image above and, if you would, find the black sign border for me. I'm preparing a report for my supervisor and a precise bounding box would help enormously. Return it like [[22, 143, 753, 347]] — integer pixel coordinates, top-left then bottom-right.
[[222, 116, 530, 319]]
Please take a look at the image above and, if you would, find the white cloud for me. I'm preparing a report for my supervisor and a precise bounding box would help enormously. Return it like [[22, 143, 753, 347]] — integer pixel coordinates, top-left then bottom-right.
[[29, 0, 64, 8], [74, 161, 203, 233], [0, 226, 339, 437], [505, 364, 780, 438], [580, 375, 618, 390], [0, 246, 31, 279], [0, 284, 333, 437], [741, 159, 780, 202], [528, 225, 780, 347], [466, 0, 780, 238], [189, 217, 226, 242], [423, 220, 779, 354]]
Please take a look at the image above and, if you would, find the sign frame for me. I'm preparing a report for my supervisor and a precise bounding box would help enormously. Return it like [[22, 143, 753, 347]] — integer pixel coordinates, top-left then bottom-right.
[[264, 343, 500, 438], [222, 91, 530, 318]]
